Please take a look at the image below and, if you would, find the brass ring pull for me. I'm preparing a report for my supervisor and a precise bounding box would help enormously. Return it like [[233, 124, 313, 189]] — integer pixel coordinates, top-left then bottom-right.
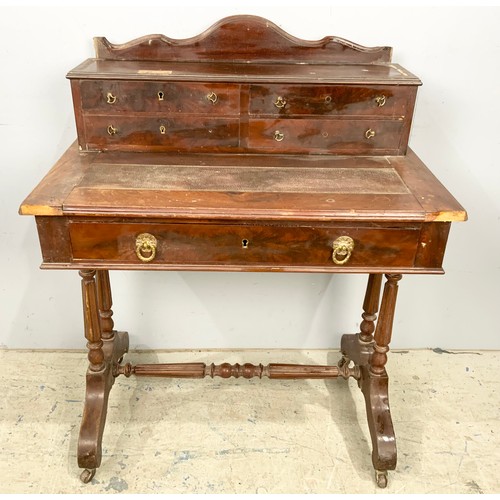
[[365, 128, 376, 139], [135, 233, 157, 263], [274, 130, 285, 142], [332, 236, 354, 265], [107, 125, 117, 135], [375, 95, 386, 107], [106, 93, 117, 104], [206, 92, 218, 104], [274, 96, 287, 109]]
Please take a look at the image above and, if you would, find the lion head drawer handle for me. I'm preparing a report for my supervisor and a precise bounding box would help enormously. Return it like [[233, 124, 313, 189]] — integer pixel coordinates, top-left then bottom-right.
[[274, 130, 285, 142], [365, 128, 376, 139], [135, 233, 158, 263], [107, 125, 117, 135], [375, 95, 386, 107], [106, 92, 117, 104], [332, 236, 355, 265], [206, 92, 218, 104], [273, 96, 287, 109]]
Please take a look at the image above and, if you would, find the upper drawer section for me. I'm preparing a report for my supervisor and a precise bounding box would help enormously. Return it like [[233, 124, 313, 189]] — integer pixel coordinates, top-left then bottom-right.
[[249, 84, 413, 117], [80, 80, 240, 115]]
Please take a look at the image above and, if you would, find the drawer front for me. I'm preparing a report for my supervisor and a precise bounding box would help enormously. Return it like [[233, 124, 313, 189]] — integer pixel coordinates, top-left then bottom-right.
[[80, 80, 240, 115], [248, 118, 403, 154], [69, 221, 420, 269], [83, 115, 239, 151], [249, 84, 412, 117]]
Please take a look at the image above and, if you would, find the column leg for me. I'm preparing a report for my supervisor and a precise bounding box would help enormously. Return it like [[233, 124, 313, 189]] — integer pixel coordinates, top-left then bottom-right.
[[96, 270, 114, 341], [340, 273, 383, 368], [361, 273, 402, 488], [78, 270, 128, 483]]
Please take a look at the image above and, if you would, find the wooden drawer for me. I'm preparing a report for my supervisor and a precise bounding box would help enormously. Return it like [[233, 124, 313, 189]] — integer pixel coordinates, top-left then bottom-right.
[[248, 118, 404, 154], [83, 115, 239, 151], [69, 221, 420, 269], [80, 80, 240, 115], [249, 84, 414, 117]]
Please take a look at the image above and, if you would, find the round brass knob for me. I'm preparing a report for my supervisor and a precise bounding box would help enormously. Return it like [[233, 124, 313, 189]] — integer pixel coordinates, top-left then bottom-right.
[[135, 233, 157, 263], [332, 236, 354, 265]]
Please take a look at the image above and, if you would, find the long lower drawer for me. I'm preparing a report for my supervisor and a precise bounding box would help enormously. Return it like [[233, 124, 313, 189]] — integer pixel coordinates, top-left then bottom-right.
[[68, 220, 420, 269]]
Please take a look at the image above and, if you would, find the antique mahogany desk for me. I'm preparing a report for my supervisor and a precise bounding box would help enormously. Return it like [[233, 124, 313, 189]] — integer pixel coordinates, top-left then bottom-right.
[[20, 16, 466, 488]]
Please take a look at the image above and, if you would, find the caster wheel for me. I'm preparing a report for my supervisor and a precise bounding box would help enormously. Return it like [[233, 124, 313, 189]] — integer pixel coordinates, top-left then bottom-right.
[[80, 468, 96, 484], [375, 470, 388, 488]]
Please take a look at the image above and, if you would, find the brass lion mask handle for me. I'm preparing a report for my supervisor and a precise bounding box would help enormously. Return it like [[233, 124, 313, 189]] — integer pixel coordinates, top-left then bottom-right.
[[332, 236, 355, 265], [135, 233, 157, 263]]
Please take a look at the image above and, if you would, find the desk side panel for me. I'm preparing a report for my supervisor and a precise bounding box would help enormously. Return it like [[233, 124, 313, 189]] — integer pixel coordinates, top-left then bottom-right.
[[36, 216, 72, 264]]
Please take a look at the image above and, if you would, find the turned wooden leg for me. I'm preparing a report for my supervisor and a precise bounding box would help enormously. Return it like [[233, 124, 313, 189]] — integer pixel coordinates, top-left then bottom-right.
[[78, 270, 128, 483], [340, 273, 382, 368], [359, 273, 383, 344], [361, 273, 402, 488], [96, 270, 114, 341]]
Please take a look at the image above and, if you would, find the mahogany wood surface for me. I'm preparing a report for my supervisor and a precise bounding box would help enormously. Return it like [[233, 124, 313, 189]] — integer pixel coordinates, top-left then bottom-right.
[[19, 16, 467, 488], [92, 15, 394, 64]]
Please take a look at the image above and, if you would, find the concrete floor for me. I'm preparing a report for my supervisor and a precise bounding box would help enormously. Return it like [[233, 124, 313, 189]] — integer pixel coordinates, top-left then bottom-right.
[[0, 348, 498, 494]]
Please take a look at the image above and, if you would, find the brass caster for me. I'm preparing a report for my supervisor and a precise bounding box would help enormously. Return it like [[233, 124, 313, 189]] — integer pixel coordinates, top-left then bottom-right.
[[375, 470, 388, 488], [80, 468, 96, 484]]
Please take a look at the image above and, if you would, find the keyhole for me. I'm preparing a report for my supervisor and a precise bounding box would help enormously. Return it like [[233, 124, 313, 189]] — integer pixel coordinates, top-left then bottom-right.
[[158, 91, 164, 101], [242, 239, 249, 249]]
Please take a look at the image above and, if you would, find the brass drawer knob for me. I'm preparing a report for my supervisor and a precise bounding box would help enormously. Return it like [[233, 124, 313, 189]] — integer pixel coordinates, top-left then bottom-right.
[[365, 128, 376, 139], [274, 130, 285, 142], [206, 92, 218, 104], [274, 96, 287, 108], [375, 95, 386, 107], [106, 92, 117, 104], [332, 236, 354, 265], [135, 233, 157, 263], [107, 125, 117, 135]]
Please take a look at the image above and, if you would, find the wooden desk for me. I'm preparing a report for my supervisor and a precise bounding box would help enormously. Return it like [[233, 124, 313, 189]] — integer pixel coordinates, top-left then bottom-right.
[[20, 16, 466, 488]]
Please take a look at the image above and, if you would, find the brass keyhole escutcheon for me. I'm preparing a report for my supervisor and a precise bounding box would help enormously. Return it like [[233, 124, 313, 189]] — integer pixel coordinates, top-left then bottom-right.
[[206, 92, 218, 104], [242, 239, 249, 249], [274, 96, 287, 109], [158, 91, 164, 101], [107, 125, 117, 135], [375, 95, 386, 107], [274, 130, 285, 142], [365, 128, 376, 139], [106, 92, 117, 104], [135, 233, 158, 263], [332, 236, 354, 265], [159, 125, 166, 134]]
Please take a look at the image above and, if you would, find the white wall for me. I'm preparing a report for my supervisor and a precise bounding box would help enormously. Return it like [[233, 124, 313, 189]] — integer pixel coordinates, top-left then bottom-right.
[[1, 2, 499, 350]]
